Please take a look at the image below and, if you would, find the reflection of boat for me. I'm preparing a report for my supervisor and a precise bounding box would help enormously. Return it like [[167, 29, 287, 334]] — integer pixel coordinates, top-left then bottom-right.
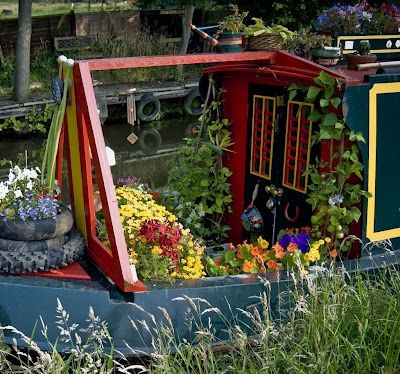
[[1, 52, 400, 353]]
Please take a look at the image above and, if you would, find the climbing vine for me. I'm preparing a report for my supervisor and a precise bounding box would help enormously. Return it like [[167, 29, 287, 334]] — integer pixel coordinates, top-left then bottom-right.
[[289, 71, 371, 253]]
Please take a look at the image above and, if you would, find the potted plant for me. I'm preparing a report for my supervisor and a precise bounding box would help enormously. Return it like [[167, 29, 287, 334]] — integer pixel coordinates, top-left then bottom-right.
[[215, 4, 248, 53], [286, 27, 333, 59], [347, 40, 377, 69], [0, 165, 84, 273], [243, 18, 294, 51]]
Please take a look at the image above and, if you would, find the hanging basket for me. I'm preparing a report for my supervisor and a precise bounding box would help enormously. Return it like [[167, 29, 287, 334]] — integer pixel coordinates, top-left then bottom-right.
[[247, 33, 284, 51]]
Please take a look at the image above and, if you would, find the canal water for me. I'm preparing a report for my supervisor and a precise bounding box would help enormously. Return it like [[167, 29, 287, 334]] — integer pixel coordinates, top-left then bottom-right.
[[0, 116, 195, 190]]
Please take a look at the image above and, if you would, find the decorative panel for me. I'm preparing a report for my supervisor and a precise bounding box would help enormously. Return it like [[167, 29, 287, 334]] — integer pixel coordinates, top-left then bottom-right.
[[250, 95, 276, 180], [282, 101, 314, 193]]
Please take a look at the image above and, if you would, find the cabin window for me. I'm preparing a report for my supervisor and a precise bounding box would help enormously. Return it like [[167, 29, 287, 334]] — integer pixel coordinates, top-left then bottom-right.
[[282, 101, 314, 193], [250, 95, 276, 180]]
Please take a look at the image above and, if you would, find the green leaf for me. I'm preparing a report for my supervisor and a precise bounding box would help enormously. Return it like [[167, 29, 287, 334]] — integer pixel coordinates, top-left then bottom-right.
[[289, 89, 297, 101], [319, 127, 332, 140], [331, 97, 341, 109], [306, 86, 321, 102], [335, 122, 345, 129], [320, 98, 330, 107], [311, 173, 322, 184], [200, 179, 209, 187], [324, 85, 334, 99], [322, 113, 337, 127], [356, 132, 366, 143], [314, 71, 335, 87], [308, 109, 322, 122]]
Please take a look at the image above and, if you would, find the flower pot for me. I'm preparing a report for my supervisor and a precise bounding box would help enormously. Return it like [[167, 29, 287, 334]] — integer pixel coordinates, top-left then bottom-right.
[[217, 32, 243, 53], [0, 205, 74, 241], [346, 53, 377, 70], [311, 47, 341, 66]]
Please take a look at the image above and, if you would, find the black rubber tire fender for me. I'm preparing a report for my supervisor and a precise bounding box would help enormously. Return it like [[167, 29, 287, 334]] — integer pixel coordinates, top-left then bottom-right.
[[137, 94, 161, 122], [139, 128, 162, 155], [0, 205, 74, 241], [0, 234, 65, 252], [0, 229, 85, 274], [184, 87, 203, 116]]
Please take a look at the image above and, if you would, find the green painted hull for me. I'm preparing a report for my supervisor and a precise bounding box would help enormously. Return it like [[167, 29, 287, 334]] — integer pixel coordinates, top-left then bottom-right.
[[1, 249, 399, 354]]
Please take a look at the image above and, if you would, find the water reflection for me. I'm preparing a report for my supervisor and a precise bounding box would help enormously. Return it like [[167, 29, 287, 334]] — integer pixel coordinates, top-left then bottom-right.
[[0, 117, 194, 189]]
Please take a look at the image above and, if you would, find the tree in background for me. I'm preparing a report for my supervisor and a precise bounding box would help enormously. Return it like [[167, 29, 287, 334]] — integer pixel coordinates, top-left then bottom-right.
[[14, 0, 32, 102]]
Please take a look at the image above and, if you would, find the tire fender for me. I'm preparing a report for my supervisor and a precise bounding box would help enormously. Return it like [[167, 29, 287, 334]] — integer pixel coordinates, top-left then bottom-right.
[[139, 128, 162, 155], [137, 94, 161, 122], [184, 87, 203, 116]]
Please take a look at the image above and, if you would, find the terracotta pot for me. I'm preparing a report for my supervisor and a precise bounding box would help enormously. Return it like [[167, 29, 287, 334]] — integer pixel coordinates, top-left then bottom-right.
[[347, 54, 377, 70]]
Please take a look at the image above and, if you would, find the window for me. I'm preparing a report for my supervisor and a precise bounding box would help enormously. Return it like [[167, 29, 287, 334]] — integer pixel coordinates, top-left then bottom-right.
[[250, 95, 276, 180], [282, 101, 314, 193]]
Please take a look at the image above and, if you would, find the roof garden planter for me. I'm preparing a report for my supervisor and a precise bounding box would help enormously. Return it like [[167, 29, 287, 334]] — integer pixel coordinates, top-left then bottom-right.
[[311, 46, 342, 66]]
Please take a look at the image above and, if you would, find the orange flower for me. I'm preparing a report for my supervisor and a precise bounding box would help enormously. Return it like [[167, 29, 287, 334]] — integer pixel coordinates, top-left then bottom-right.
[[215, 257, 222, 266], [243, 260, 255, 273], [330, 248, 338, 258], [287, 242, 298, 253], [273, 243, 284, 252], [251, 245, 261, 256], [275, 250, 285, 259], [267, 260, 282, 271]]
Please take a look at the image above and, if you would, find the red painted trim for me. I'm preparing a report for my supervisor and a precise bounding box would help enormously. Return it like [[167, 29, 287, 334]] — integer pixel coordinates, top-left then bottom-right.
[[27, 262, 91, 281], [76, 63, 147, 293], [85, 52, 275, 71]]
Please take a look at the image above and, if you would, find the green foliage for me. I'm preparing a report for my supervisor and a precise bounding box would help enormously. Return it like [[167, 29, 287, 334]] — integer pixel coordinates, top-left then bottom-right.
[[167, 100, 233, 245], [285, 27, 332, 59], [289, 71, 371, 252], [216, 4, 248, 34], [0, 104, 53, 135], [243, 18, 294, 40]]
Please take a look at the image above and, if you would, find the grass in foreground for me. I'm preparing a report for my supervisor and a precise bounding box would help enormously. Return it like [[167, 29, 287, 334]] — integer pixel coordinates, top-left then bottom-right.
[[1, 266, 400, 373]]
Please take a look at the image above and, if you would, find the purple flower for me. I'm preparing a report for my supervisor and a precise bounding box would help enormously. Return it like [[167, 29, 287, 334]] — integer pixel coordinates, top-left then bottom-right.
[[279, 234, 292, 249]]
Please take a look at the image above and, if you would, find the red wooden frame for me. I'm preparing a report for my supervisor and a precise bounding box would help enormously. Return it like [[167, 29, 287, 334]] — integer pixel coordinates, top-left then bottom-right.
[[57, 52, 277, 293]]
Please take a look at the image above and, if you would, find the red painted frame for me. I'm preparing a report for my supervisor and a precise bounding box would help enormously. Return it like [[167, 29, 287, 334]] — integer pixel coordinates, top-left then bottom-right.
[[60, 52, 278, 293]]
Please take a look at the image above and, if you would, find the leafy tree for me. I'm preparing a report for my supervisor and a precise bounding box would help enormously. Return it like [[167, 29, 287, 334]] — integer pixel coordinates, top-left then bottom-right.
[[14, 0, 32, 101]]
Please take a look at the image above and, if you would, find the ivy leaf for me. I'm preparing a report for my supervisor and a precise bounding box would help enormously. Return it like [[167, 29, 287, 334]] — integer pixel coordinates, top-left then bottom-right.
[[308, 109, 322, 122], [320, 98, 330, 107], [322, 113, 337, 127], [319, 127, 332, 139], [324, 85, 334, 99], [289, 89, 297, 101], [306, 86, 321, 102], [335, 122, 345, 129], [331, 97, 341, 109], [350, 206, 361, 222], [314, 71, 335, 87]]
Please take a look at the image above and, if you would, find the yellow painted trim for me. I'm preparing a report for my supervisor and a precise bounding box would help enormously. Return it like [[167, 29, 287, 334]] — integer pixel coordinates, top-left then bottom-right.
[[282, 101, 314, 194], [367, 82, 400, 241], [66, 80, 87, 240], [337, 34, 400, 54], [249, 95, 276, 180]]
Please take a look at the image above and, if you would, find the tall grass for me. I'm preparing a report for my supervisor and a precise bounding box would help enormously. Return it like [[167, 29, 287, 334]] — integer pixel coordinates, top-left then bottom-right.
[[1, 267, 400, 373]]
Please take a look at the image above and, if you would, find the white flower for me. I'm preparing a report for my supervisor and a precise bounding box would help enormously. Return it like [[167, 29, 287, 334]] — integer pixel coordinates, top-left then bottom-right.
[[0, 183, 9, 201], [57, 55, 68, 64], [26, 180, 33, 190], [14, 190, 23, 199]]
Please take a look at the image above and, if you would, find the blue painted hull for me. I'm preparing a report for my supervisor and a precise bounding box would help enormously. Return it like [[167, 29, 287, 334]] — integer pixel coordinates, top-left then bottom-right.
[[1, 249, 399, 354]]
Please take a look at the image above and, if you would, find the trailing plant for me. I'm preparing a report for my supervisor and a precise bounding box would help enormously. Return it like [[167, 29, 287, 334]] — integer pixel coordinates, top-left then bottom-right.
[[288, 71, 371, 252], [167, 99, 233, 245], [0, 104, 53, 135]]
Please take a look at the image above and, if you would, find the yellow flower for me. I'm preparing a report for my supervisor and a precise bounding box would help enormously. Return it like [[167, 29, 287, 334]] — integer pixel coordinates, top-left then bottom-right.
[[151, 246, 162, 255], [325, 237, 331, 244], [257, 237, 269, 250]]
